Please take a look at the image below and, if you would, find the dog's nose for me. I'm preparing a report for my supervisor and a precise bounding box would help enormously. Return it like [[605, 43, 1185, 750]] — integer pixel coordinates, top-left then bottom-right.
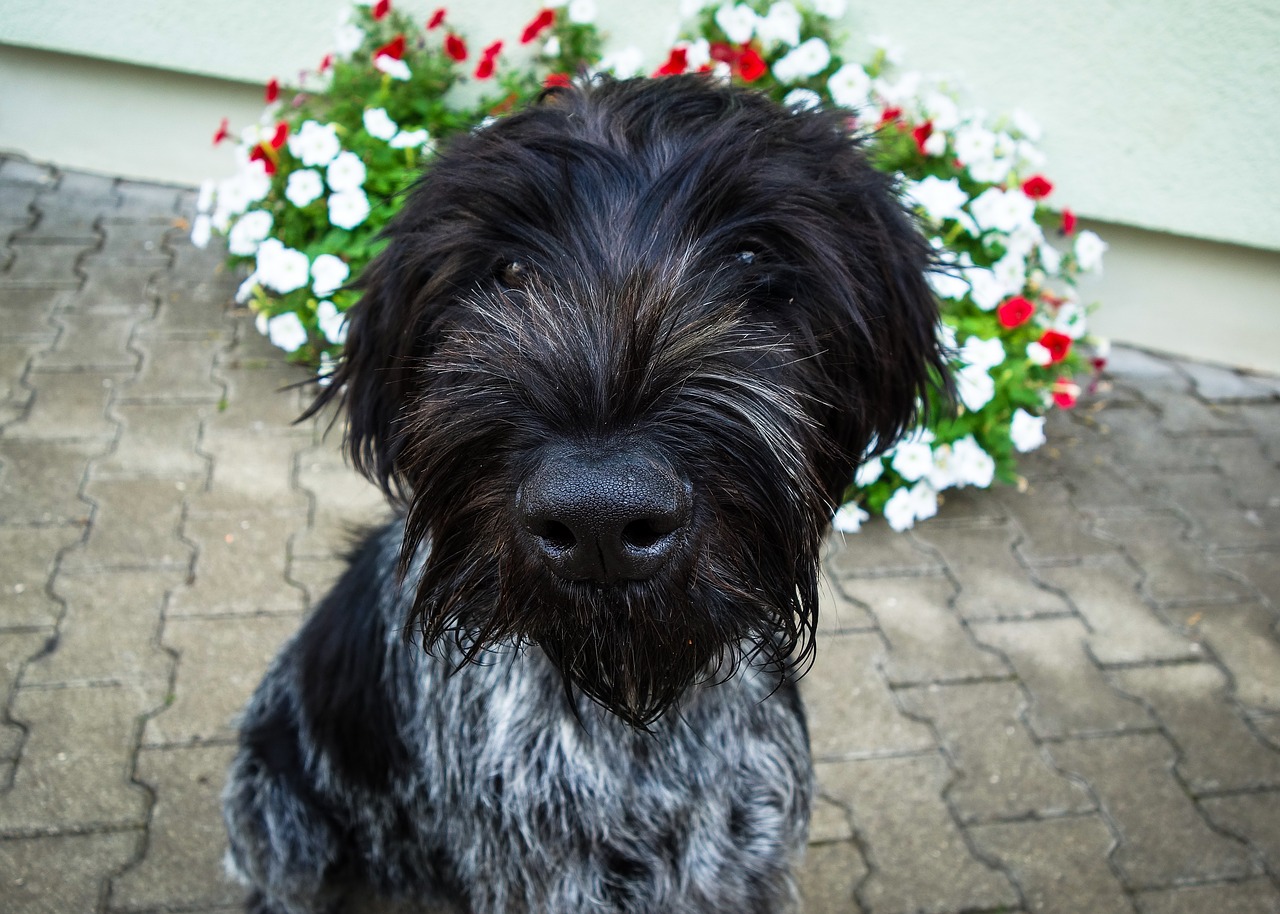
[[519, 451, 691, 583]]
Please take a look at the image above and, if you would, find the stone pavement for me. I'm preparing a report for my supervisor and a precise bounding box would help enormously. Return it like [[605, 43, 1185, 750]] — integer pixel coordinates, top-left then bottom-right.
[[1, 156, 1278, 914]]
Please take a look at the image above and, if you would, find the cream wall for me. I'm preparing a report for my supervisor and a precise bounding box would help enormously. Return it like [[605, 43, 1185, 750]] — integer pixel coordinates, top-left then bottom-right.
[[2, 1, 1277, 369]]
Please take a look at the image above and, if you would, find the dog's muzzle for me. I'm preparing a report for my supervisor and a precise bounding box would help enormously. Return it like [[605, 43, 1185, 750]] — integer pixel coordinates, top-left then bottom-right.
[[517, 448, 691, 584]]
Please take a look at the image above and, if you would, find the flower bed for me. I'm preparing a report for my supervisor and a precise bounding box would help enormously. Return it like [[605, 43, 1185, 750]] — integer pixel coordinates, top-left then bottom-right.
[[194, 0, 1107, 531]]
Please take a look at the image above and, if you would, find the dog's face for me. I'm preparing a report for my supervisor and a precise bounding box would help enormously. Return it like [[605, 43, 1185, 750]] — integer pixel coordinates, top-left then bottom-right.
[[314, 76, 946, 726]]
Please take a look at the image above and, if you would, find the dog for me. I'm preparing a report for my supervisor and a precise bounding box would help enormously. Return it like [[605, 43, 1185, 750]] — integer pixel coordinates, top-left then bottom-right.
[[222, 75, 946, 913]]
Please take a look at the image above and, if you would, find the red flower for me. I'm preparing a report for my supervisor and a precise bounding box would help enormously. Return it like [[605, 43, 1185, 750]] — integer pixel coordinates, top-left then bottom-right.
[[264, 78, 280, 104], [372, 0, 391, 20], [1052, 378, 1080, 409], [1039, 330, 1073, 364], [655, 47, 689, 76], [997, 296, 1034, 329], [426, 7, 446, 29], [520, 8, 556, 44], [269, 121, 288, 149], [248, 145, 277, 175], [482, 40, 503, 59], [543, 72, 572, 88], [445, 33, 467, 61], [709, 42, 737, 64], [376, 35, 406, 60], [1060, 207, 1077, 235], [1022, 174, 1053, 199], [912, 120, 933, 156], [474, 41, 502, 79], [212, 117, 231, 146], [737, 47, 767, 82], [879, 106, 903, 126], [318, 53, 333, 73]]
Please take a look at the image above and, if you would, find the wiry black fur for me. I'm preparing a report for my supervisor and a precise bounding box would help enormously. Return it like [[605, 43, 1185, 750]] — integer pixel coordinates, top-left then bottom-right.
[[226, 75, 945, 913]]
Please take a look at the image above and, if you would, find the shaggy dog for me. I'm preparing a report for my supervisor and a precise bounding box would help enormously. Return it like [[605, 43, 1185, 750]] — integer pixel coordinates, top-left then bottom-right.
[[223, 75, 945, 913]]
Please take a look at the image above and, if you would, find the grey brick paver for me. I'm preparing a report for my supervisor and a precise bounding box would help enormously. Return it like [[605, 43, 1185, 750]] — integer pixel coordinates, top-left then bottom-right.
[[4, 163, 1280, 912], [1049, 733, 1256, 888]]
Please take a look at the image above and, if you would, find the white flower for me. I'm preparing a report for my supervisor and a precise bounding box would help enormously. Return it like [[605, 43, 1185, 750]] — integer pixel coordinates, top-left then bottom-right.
[[235, 273, 258, 304], [285, 169, 325, 208], [827, 63, 871, 109], [597, 47, 644, 78], [326, 151, 366, 193], [190, 214, 212, 249], [953, 123, 996, 166], [956, 363, 996, 411], [968, 156, 1013, 185], [814, 0, 846, 16], [328, 189, 371, 230], [363, 107, 398, 140], [1054, 300, 1089, 339], [969, 186, 1037, 235], [1010, 409, 1047, 453], [783, 88, 822, 110], [1004, 221, 1044, 260], [967, 267, 1005, 311], [1074, 230, 1108, 272], [922, 91, 960, 132], [714, 4, 758, 44], [390, 128, 430, 149], [960, 334, 1006, 371], [936, 321, 959, 355], [854, 458, 884, 487], [832, 503, 869, 533], [196, 179, 216, 213], [375, 55, 411, 81], [883, 487, 916, 532], [257, 312, 308, 353], [334, 21, 364, 59], [890, 430, 935, 482], [542, 35, 561, 57], [922, 131, 948, 157], [950, 436, 995, 487], [929, 266, 969, 301], [311, 254, 350, 298], [288, 121, 341, 167], [772, 37, 831, 83], [906, 176, 968, 225], [567, 0, 596, 23], [227, 209, 274, 257], [927, 443, 959, 491], [872, 70, 919, 107], [1038, 243, 1063, 275], [682, 38, 712, 70], [255, 238, 311, 294], [1026, 341, 1053, 367], [756, 2, 802, 48], [991, 251, 1027, 296], [316, 300, 348, 345]]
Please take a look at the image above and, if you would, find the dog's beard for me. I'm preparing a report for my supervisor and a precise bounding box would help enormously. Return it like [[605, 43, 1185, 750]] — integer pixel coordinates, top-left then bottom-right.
[[404, 504, 819, 728]]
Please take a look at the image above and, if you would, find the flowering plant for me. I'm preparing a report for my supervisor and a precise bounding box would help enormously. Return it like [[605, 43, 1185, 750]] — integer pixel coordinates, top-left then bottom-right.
[[194, 0, 1107, 531]]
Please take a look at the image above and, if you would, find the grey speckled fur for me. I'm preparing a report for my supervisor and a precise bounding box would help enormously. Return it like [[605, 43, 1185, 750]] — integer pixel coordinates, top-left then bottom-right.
[[223, 521, 812, 914]]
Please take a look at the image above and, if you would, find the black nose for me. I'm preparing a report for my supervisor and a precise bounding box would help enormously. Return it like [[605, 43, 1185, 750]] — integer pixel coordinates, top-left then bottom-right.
[[519, 450, 691, 584]]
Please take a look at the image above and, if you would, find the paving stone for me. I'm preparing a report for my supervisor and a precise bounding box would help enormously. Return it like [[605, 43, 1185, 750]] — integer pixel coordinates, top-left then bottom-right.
[[168, 512, 307, 617], [1178, 604, 1280, 713], [809, 793, 855, 844], [1212, 551, 1280, 610], [1092, 511, 1249, 607], [802, 632, 936, 761], [912, 522, 1070, 621], [994, 479, 1117, 566], [167, 234, 235, 281], [825, 524, 945, 578], [1255, 715, 1280, 750], [109, 181, 186, 222], [188, 430, 310, 516], [1141, 379, 1249, 437], [1038, 556, 1198, 666], [293, 442, 390, 560], [0, 438, 101, 524], [110, 743, 242, 910], [1215, 440, 1280, 509], [0, 684, 153, 833], [815, 755, 1018, 914], [0, 242, 85, 288], [1151, 472, 1280, 550], [1200, 792, 1280, 879], [1113, 663, 1280, 793], [1180, 359, 1280, 403], [147, 278, 237, 335], [145, 613, 300, 747], [1238, 404, 1280, 463], [972, 618, 1152, 738], [289, 555, 350, 611], [0, 524, 82, 629], [898, 681, 1092, 822], [0, 182, 37, 227], [966, 815, 1132, 914], [61, 478, 191, 572], [839, 575, 1005, 684], [796, 840, 867, 914], [0, 830, 138, 913], [87, 225, 174, 267], [121, 336, 223, 402], [1084, 404, 1217, 473], [1105, 347, 1182, 380], [1135, 879, 1280, 914], [815, 573, 876, 633], [74, 262, 158, 315], [204, 363, 312, 434], [0, 631, 50, 763], [23, 570, 178, 693], [34, 310, 140, 371], [928, 485, 1007, 526], [0, 287, 67, 340], [92, 401, 208, 480], [2, 370, 120, 440], [1049, 733, 1255, 888]]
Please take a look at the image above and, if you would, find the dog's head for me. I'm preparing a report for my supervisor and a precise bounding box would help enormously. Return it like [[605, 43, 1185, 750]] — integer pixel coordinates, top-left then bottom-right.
[[312, 76, 947, 726]]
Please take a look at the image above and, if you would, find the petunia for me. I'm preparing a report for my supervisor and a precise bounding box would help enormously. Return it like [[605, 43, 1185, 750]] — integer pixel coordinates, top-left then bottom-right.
[[955, 363, 996, 412], [260, 312, 308, 353], [316, 300, 348, 345], [832, 503, 869, 533], [326, 151, 367, 192], [714, 4, 758, 44], [656, 47, 689, 76], [363, 107, 398, 140], [854, 458, 883, 487], [1009, 409, 1046, 452], [969, 186, 1037, 235], [996, 296, 1034, 329], [311, 254, 351, 298], [228, 209, 274, 257], [960, 335, 1006, 371], [1052, 378, 1081, 409], [264, 78, 280, 104], [827, 63, 870, 109], [255, 239, 311, 294], [426, 7, 446, 29], [189, 214, 212, 249], [287, 121, 341, 167], [521, 8, 556, 43], [772, 37, 830, 83], [737, 47, 767, 82], [949, 436, 995, 488], [285, 169, 324, 208], [389, 128, 430, 149], [1074, 230, 1108, 272], [1022, 174, 1053, 199], [328, 188, 371, 230], [444, 33, 467, 61], [1026, 341, 1053, 367], [567, 0, 596, 23], [756, 2, 802, 48]]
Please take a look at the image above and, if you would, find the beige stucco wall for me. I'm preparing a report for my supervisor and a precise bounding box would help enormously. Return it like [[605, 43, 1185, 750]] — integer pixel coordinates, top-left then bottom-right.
[[2, 1, 1277, 369]]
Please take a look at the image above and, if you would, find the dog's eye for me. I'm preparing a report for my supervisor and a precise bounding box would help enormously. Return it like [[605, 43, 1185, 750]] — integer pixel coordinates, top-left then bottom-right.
[[736, 251, 756, 264], [499, 261, 528, 288]]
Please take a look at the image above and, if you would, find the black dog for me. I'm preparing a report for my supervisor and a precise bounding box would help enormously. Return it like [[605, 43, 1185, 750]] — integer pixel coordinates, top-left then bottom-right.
[[223, 75, 945, 913]]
